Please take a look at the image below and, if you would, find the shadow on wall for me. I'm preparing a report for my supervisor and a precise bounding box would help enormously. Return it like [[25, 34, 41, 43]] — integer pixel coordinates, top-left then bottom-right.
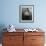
[[0, 24, 7, 43]]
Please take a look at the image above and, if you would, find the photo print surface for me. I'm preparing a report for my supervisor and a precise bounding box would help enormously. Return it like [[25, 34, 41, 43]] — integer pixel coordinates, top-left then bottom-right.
[[22, 8, 32, 20]]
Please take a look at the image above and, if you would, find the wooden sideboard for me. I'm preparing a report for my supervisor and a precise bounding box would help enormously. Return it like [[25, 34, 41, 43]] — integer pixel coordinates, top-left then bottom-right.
[[2, 29, 45, 46]]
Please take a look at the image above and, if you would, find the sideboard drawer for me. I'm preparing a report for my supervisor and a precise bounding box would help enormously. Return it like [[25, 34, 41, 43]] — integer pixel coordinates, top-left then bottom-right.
[[32, 36, 45, 44], [24, 32, 44, 36], [3, 32, 23, 36]]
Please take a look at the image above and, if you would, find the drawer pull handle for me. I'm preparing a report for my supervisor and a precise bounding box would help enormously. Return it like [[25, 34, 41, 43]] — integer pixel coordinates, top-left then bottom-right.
[[9, 38, 12, 40], [32, 39, 36, 40], [9, 38, 13, 40]]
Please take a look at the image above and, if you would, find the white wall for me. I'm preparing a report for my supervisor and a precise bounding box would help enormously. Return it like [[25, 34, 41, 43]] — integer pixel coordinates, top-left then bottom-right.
[[0, 0, 46, 29]]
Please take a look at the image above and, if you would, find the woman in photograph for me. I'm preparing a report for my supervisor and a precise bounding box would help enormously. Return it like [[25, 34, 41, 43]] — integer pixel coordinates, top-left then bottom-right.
[[22, 8, 32, 20]]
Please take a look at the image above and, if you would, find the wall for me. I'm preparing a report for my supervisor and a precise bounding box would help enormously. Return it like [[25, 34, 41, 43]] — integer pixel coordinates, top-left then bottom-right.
[[0, 0, 46, 29]]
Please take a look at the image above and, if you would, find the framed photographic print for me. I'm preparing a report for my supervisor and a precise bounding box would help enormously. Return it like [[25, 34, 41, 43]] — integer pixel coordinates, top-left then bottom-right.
[[19, 5, 34, 23]]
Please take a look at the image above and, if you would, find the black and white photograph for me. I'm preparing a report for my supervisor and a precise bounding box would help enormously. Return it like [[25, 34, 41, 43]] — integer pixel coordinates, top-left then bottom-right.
[[19, 5, 34, 23]]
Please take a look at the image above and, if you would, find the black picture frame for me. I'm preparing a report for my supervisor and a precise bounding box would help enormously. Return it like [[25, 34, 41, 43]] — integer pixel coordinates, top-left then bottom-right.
[[19, 5, 34, 23]]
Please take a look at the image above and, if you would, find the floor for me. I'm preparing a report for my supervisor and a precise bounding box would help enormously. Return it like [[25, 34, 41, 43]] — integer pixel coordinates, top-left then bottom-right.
[[0, 44, 2, 46]]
